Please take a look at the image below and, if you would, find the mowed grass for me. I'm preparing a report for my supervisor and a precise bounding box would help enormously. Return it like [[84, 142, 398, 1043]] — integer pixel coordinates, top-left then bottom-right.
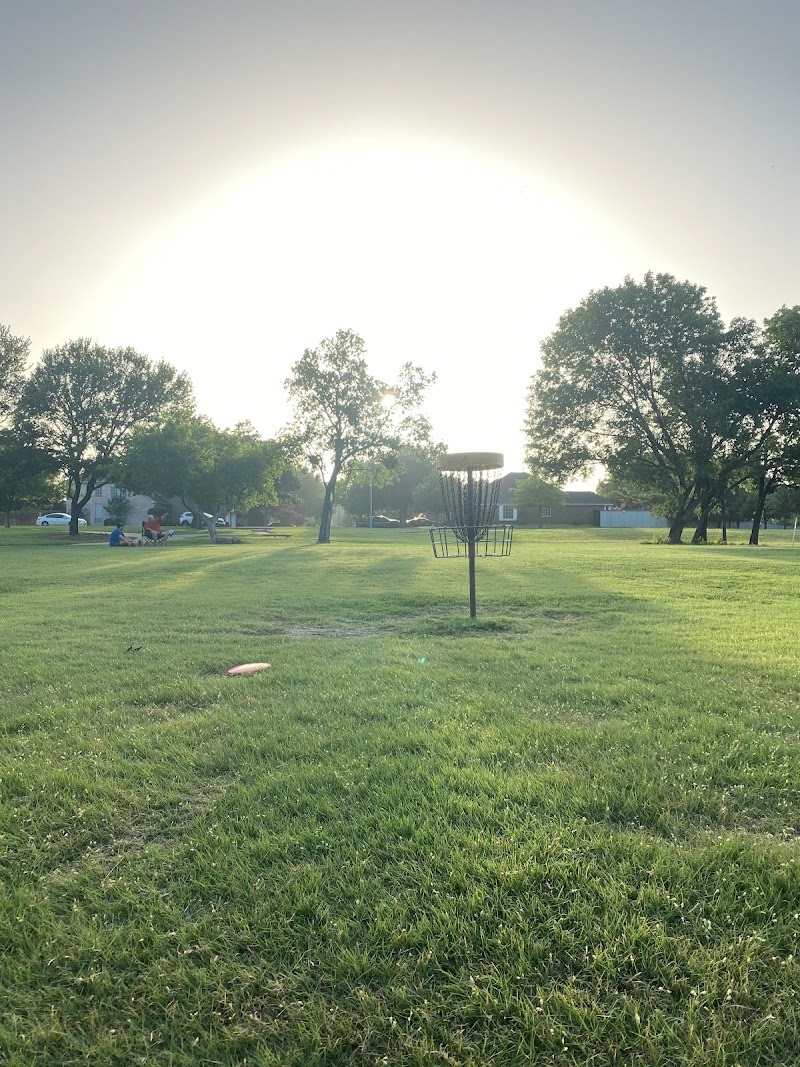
[[1, 526, 799, 1066]]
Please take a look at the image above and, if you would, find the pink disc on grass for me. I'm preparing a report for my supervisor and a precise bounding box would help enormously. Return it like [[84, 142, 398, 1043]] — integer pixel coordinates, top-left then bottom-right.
[[227, 662, 271, 675]]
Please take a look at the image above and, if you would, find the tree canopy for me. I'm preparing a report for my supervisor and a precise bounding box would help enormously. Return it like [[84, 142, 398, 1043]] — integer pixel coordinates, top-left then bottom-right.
[[525, 273, 797, 542], [118, 417, 288, 541], [284, 329, 435, 543], [742, 306, 800, 543], [0, 429, 59, 527], [511, 475, 566, 517], [20, 339, 192, 534], [0, 324, 29, 425], [342, 444, 445, 523]]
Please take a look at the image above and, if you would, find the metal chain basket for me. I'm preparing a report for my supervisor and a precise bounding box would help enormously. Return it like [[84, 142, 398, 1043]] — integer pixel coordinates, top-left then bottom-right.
[[428, 451, 513, 616]]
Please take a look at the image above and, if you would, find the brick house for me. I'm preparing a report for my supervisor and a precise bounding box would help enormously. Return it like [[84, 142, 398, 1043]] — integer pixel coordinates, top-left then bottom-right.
[[496, 472, 612, 526]]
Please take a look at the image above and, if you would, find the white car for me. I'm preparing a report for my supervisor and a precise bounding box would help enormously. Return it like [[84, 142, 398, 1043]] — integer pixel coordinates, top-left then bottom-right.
[[36, 512, 87, 526], [179, 511, 228, 526]]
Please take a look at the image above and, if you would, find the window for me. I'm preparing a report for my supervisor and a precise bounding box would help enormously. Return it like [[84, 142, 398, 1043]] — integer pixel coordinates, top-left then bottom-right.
[[540, 507, 552, 518], [93, 487, 102, 498], [110, 487, 128, 499], [500, 505, 516, 521]]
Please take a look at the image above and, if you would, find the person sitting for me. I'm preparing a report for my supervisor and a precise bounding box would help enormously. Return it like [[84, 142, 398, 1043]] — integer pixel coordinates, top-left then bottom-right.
[[109, 523, 139, 547], [143, 513, 170, 545]]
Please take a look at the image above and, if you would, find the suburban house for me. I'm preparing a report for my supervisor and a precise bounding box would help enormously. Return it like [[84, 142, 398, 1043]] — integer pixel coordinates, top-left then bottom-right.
[[497, 472, 613, 526], [88, 483, 159, 527]]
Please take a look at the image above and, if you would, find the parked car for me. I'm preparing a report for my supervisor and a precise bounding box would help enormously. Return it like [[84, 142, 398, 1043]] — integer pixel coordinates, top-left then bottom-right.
[[353, 515, 401, 528], [405, 514, 432, 526], [178, 511, 228, 526], [36, 512, 87, 526]]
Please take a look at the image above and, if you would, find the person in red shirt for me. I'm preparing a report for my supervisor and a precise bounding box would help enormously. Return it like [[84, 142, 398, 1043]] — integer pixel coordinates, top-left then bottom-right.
[[143, 513, 169, 545]]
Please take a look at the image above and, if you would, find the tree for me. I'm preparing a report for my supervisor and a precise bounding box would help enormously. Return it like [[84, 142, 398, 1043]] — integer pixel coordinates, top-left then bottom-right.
[[0, 324, 29, 425], [341, 457, 400, 521], [742, 307, 800, 545], [118, 417, 288, 542], [525, 273, 783, 543], [342, 445, 445, 523], [768, 485, 800, 525], [292, 468, 327, 520], [511, 474, 566, 519], [104, 492, 134, 527], [411, 470, 446, 523], [19, 339, 192, 535], [596, 471, 668, 513], [0, 429, 59, 527], [284, 329, 435, 543]]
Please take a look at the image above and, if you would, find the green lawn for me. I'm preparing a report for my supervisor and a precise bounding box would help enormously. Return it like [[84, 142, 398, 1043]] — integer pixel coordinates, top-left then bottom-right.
[[1, 526, 799, 1065]]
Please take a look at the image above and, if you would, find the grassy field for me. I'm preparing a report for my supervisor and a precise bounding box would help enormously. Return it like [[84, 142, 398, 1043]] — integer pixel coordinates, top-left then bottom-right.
[[1, 525, 799, 1065]]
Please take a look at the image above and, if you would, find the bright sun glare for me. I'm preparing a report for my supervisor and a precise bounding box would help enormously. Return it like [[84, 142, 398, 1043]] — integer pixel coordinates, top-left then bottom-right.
[[95, 139, 637, 468]]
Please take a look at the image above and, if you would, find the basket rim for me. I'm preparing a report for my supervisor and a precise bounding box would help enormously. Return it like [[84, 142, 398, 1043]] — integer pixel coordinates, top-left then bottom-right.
[[437, 451, 504, 472]]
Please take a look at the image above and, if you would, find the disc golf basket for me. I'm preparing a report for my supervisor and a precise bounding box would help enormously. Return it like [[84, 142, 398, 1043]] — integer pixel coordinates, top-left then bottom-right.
[[429, 452, 513, 618]]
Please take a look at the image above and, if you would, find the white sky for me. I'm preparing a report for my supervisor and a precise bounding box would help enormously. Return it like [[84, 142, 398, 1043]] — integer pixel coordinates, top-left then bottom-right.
[[2, 0, 798, 483]]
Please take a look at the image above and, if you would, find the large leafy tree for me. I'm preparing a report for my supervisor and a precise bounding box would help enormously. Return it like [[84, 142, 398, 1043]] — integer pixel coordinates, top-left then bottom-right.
[[743, 306, 800, 545], [20, 339, 192, 535], [284, 329, 435, 543], [0, 430, 59, 527], [525, 273, 785, 543], [118, 417, 288, 542], [0, 324, 29, 425]]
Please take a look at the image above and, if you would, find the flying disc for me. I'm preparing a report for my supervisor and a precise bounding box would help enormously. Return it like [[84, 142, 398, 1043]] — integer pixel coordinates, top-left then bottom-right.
[[227, 662, 271, 675]]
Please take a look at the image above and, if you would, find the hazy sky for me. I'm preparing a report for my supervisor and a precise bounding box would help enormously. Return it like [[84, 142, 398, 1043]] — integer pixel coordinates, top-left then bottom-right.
[[2, 0, 798, 478]]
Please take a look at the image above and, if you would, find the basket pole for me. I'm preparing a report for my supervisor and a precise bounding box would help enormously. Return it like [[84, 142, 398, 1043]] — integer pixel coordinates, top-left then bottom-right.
[[467, 468, 477, 618]]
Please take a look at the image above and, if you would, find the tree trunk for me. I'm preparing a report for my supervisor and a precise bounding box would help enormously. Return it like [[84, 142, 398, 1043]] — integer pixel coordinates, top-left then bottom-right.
[[692, 499, 713, 544], [317, 476, 336, 544], [205, 517, 218, 543], [692, 515, 708, 544], [749, 474, 768, 545], [721, 489, 727, 544], [668, 485, 703, 545], [4, 510, 10, 528], [667, 514, 684, 544], [69, 485, 83, 537]]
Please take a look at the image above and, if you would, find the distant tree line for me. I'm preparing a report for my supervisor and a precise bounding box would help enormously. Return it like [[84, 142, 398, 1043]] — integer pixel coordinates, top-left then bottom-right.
[[11, 272, 798, 547], [1, 324, 437, 542]]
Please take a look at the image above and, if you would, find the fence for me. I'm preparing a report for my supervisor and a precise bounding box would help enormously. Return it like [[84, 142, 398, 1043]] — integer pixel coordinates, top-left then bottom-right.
[[600, 510, 669, 529], [2, 511, 39, 526]]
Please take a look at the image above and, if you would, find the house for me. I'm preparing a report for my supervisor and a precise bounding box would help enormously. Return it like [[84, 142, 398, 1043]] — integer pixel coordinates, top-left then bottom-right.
[[496, 472, 528, 523], [88, 484, 159, 527], [496, 473, 612, 526]]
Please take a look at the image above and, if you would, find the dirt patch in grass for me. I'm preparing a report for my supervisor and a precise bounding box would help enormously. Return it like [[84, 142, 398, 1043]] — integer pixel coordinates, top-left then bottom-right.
[[407, 608, 590, 638], [283, 624, 391, 638]]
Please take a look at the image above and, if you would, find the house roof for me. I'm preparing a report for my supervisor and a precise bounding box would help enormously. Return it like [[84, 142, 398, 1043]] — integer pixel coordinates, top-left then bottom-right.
[[498, 471, 529, 492], [564, 491, 611, 505], [496, 475, 611, 507]]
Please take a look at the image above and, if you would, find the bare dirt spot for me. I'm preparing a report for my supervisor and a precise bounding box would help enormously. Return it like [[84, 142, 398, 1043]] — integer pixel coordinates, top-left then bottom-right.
[[283, 625, 390, 639]]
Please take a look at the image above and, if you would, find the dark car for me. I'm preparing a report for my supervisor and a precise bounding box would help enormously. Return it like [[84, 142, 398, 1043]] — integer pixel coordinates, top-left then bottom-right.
[[353, 515, 401, 528]]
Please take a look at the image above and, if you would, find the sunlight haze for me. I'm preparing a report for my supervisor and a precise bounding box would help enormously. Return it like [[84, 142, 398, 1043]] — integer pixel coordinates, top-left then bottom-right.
[[2, 0, 798, 482]]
